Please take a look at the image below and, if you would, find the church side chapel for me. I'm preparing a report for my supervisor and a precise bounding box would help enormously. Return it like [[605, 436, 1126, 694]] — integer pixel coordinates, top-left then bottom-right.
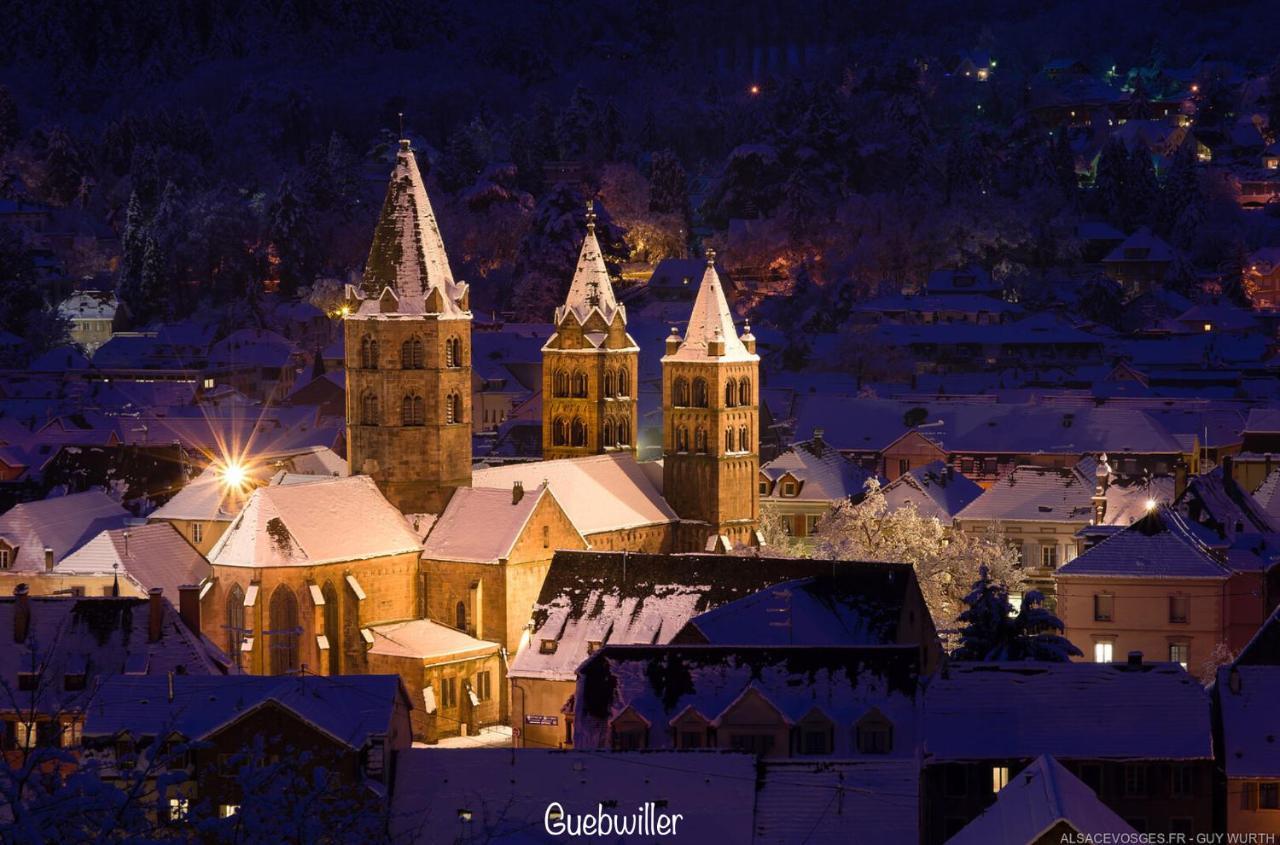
[[199, 140, 762, 741]]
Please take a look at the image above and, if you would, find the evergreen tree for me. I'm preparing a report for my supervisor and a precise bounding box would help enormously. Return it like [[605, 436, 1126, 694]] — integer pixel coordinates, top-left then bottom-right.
[[1006, 591, 1082, 662], [36, 126, 86, 206], [597, 100, 623, 161], [649, 149, 689, 218], [1157, 141, 1202, 236], [555, 85, 599, 160], [269, 175, 314, 298], [954, 565, 1013, 661], [438, 117, 493, 193], [0, 84, 18, 155], [1124, 147, 1158, 229]]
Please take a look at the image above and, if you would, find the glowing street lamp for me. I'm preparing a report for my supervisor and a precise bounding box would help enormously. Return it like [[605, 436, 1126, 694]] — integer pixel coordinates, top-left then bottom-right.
[[219, 460, 249, 492], [1145, 498, 1158, 512], [748, 84, 760, 96]]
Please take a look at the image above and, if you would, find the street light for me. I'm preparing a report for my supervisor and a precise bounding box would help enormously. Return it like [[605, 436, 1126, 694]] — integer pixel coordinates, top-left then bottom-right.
[[219, 460, 248, 492]]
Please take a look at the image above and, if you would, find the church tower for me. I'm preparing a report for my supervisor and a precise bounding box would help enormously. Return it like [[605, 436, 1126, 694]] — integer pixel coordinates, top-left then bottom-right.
[[344, 139, 472, 515], [661, 249, 760, 550], [541, 202, 639, 460]]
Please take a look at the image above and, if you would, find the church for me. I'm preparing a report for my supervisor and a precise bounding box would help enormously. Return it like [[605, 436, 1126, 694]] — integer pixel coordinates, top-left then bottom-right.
[[199, 140, 761, 740]]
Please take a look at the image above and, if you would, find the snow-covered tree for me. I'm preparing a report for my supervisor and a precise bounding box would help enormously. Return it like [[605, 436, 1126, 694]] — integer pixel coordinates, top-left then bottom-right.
[[1006, 590, 1082, 662], [954, 565, 1013, 661]]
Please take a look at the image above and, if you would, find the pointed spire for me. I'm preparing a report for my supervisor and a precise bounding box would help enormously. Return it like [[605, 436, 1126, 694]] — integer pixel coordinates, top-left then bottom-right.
[[664, 248, 757, 362], [357, 140, 469, 317], [555, 200, 622, 326]]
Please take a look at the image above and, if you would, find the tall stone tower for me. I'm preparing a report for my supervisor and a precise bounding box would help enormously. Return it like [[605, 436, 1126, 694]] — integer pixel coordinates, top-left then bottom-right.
[[344, 139, 472, 515], [661, 250, 760, 550], [541, 202, 639, 460]]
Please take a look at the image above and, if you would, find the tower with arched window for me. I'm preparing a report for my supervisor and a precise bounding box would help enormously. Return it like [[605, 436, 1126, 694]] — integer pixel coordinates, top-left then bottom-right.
[[343, 139, 472, 514], [661, 250, 761, 550], [542, 202, 639, 460]]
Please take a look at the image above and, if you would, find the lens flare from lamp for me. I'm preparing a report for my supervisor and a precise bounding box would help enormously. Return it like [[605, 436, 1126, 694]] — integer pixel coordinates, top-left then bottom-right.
[[220, 461, 248, 491], [1144, 498, 1158, 512]]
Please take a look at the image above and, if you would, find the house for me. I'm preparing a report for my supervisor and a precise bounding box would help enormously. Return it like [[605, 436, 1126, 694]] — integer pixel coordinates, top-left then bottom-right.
[[573, 644, 920, 759], [508, 552, 935, 751], [81, 673, 411, 821], [881, 460, 984, 525], [1, 586, 225, 754], [922, 659, 1213, 843], [1102, 228, 1175, 294], [758, 430, 871, 537], [1245, 247, 1280, 308], [1241, 409, 1280, 454], [1055, 505, 1267, 676], [52, 523, 210, 601], [953, 51, 994, 82], [57, 291, 117, 354], [203, 328, 302, 403], [1215, 663, 1280, 836], [646, 258, 734, 303], [924, 265, 1001, 297], [943, 755, 1137, 845], [0, 491, 129, 590]]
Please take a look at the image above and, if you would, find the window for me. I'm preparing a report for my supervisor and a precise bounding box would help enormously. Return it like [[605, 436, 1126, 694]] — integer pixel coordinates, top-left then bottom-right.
[[225, 584, 245, 656], [1170, 642, 1189, 669], [60, 720, 81, 748], [759, 480, 770, 495], [725, 427, 735, 452], [1093, 594, 1114, 622], [268, 587, 300, 675], [806, 515, 820, 535], [673, 377, 689, 406], [553, 417, 568, 446], [455, 602, 467, 631], [603, 371, 614, 398], [603, 419, 614, 448], [553, 369, 569, 398], [724, 379, 737, 407], [729, 734, 775, 755], [897, 459, 910, 476], [1169, 595, 1189, 624], [676, 427, 689, 452], [738, 378, 750, 406], [855, 713, 892, 754], [1243, 782, 1259, 810], [992, 765, 1009, 794], [361, 391, 379, 426], [982, 457, 998, 475], [168, 797, 190, 823], [679, 730, 704, 749], [401, 394, 425, 426], [1123, 764, 1148, 797], [960, 458, 975, 475], [570, 418, 586, 447], [539, 639, 558, 654], [613, 727, 647, 751], [1262, 782, 1280, 810], [572, 371, 588, 398], [739, 425, 749, 452], [617, 369, 629, 396], [401, 337, 424, 369], [692, 378, 708, 407], [191, 523, 203, 544], [446, 393, 460, 425], [1171, 765, 1194, 797], [219, 805, 240, 819], [617, 419, 629, 447], [694, 427, 708, 454], [1041, 546, 1058, 569], [18, 673, 36, 692], [445, 337, 461, 368], [64, 672, 86, 691], [1094, 640, 1114, 663], [441, 677, 457, 709], [475, 671, 492, 701], [542, 525, 550, 549], [360, 336, 379, 369], [801, 729, 831, 755]]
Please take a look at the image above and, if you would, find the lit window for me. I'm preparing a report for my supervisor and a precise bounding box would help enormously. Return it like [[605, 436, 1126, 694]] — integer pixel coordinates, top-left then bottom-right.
[[992, 766, 1010, 794], [168, 797, 190, 823], [202, 378, 215, 390], [191, 523, 203, 544], [0, 548, 9, 569], [219, 805, 239, 818], [1170, 643, 1189, 669], [1094, 641, 1114, 663], [539, 639, 557, 654], [1041, 546, 1058, 569]]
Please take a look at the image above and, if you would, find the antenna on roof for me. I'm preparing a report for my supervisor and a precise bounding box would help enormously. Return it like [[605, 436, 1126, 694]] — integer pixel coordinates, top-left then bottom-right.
[[398, 111, 405, 139], [584, 199, 597, 234]]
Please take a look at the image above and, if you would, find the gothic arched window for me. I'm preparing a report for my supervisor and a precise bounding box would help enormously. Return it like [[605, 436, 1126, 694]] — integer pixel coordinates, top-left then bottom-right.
[[572, 371, 588, 398], [401, 394, 425, 426], [445, 393, 461, 425], [724, 378, 737, 407], [694, 427, 708, 454], [617, 418, 630, 446], [268, 586, 300, 675], [361, 391, 379, 426], [603, 370, 615, 398], [603, 418, 615, 448], [692, 378, 709, 407], [571, 417, 587, 447], [401, 336, 424, 369], [322, 581, 341, 675], [553, 417, 568, 446], [675, 426, 689, 452], [360, 336, 379, 369], [445, 336, 462, 368], [553, 369, 569, 398], [455, 601, 467, 632], [739, 377, 751, 406], [673, 377, 689, 407], [740, 425, 750, 452], [726, 427, 736, 452], [225, 583, 245, 657]]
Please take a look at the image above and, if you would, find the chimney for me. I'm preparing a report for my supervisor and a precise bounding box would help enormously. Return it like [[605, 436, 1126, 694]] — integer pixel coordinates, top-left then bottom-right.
[[147, 587, 164, 643], [43, 547, 54, 573], [177, 584, 201, 634], [1126, 650, 1143, 667], [13, 583, 30, 643], [813, 428, 825, 447], [1223, 455, 1234, 486], [512, 480, 524, 506], [1175, 460, 1188, 500]]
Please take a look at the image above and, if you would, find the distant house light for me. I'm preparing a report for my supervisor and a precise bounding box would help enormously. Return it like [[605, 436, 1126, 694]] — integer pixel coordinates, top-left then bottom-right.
[[1203, 323, 1212, 332]]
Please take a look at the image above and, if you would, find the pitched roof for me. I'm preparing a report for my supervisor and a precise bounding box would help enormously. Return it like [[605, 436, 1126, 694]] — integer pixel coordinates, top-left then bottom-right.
[[0, 491, 130, 571], [353, 140, 468, 318], [662, 258, 756, 363], [754, 760, 919, 845], [55, 523, 210, 600], [956, 465, 1095, 523], [1217, 666, 1280, 778], [944, 756, 1136, 845], [760, 436, 871, 502], [556, 220, 624, 327], [471, 453, 677, 536], [367, 619, 498, 659], [208, 475, 421, 568], [881, 461, 984, 524], [511, 552, 913, 681], [83, 674, 404, 751], [1104, 227, 1175, 264], [421, 484, 582, 563], [924, 661, 1212, 761], [150, 446, 348, 522], [388, 749, 757, 845], [1057, 506, 1231, 579]]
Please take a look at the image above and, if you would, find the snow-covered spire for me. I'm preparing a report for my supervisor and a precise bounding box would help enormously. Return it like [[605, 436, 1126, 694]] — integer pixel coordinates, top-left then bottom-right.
[[663, 248, 757, 362], [354, 139, 469, 318], [555, 200, 623, 327]]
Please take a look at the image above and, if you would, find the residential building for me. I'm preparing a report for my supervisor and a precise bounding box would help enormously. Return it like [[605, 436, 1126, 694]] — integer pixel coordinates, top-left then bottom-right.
[[0, 491, 129, 591], [57, 290, 117, 353], [53, 522, 210, 600], [880, 460, 983, 525], [1216, 662, 1280, 836], [758, 430, 871, 538], [1102, 228, 1175, 294]]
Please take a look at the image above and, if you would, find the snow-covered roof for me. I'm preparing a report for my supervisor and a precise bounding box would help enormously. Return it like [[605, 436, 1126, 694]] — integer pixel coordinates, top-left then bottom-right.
[[388, 749, 757, 845], [367, 619, 499, 660], [555, 217, 624, 328], [954, 463, 1166, 525], [207, 475, 421, 568], [0, 491, 130, 571], [754, 760, 919, 845], [83, 674, 404, 751], [472, 453, 677, 536], [662, 257, 756, 364], [924, 265, 1000, 295], [760, 436, 870, 502], [58, 290, 117, 321], [55, 523, 210, 601], [1245, 408, 1280, 435], [1, 594, 224, 712], [1057, 506, 1232, 579], [421, 483, 584, 563], [923, 661, 1212, 761], [1103, 227, 1175, 264], [150, 446, 347, 522], [574, 644, 920, 753], [511, 552, 891, 681], [1175, 465, 1280, 571], [881, 461, 983, 524], [944, 755, 1135, 845], [1218, 666, 1280, 778], [351, 140, 469, 319]]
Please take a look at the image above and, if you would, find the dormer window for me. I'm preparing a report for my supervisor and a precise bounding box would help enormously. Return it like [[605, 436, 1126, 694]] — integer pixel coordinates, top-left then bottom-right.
[[586, 640, 602, 655], [782, 480, 798, 497], [539, 639, 558, 655], [855, 710, 893, 754], [0, 545, 10, 570]]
